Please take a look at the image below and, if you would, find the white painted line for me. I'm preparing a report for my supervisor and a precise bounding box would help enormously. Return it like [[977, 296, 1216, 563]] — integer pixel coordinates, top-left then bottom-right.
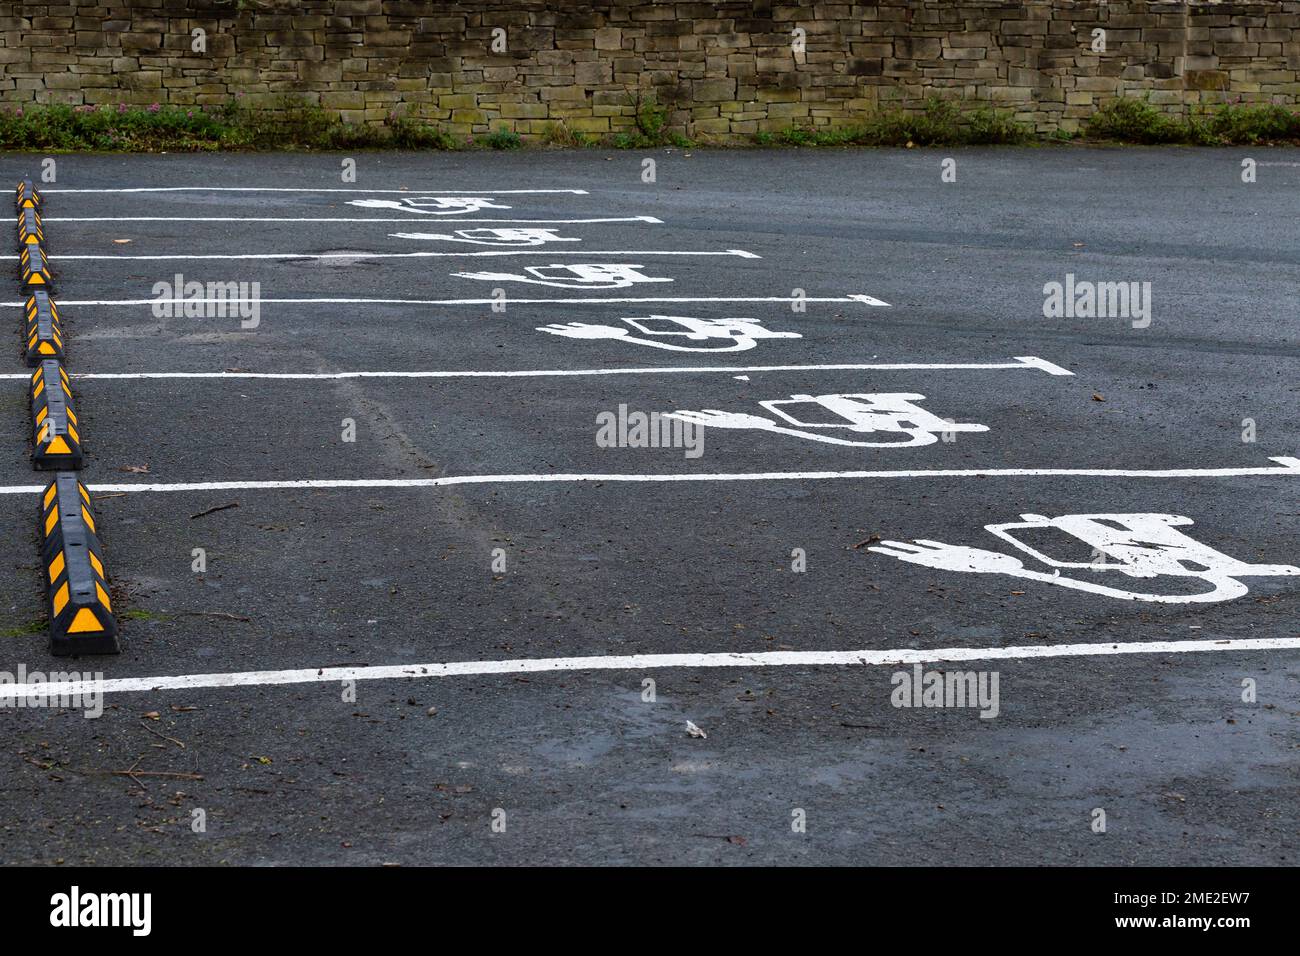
[[49, 248, 760, 262], [42, 187, 590, 195], [0, 458, 1294, 497], [45, 216, 664, 225], [1013, 356, 1074, 376], [0, 295, 891, 308], [0, 357, 1074, 383], [1, 637, 1296, 702]]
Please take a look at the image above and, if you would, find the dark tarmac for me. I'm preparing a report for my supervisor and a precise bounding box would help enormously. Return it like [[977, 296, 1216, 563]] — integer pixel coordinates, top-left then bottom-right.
[[0, 148, 1295, 865]]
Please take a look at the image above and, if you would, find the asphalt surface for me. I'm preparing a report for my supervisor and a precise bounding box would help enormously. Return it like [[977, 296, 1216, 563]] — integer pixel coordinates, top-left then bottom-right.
[[0, 147, 1296, 866]]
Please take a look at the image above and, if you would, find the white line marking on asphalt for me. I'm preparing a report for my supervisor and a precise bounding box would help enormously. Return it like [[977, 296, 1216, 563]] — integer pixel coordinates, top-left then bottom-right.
[[1, 638, 1296, 701], [1013, 356, 1073, 376], [50, 248, 760, 262], [45, 216, 664, 224], [0, 459, 1294, 496], [0, 357, 1070, 382], [0, 295, 891, 307], [41, 187, 590, 195]]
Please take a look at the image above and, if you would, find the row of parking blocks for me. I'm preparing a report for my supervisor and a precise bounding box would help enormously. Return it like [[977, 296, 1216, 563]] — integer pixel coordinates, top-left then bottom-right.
[[17, 178, 119, 656]]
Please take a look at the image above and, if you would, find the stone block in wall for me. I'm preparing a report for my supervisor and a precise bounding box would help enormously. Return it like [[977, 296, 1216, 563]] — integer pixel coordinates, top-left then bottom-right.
[[418, 17, 467, 34], [27, 49, 76, 67], [119, 70, 162, 91], [496, 100, 547, 119], [1001, 21, 1048, 37], [42, 72, 84, 90], [321, 91, 366, 109], [297, 60, 342, 82], [1246, 28, 1291, 43], [1190, 68, 1227, 89], [540, 84, 587, 101], [1075, 75, 1120, 92], [693, 77, 737, 100], [895, 36, 941, 58], [848, 57, 882, 75], [1211, 27, 1247, 42], [450, 108, 489, 124], [766, 101, 810, 118], [692, 116, 733, 133], [120, 32, 162, 51], [574, 59, 611, 83]]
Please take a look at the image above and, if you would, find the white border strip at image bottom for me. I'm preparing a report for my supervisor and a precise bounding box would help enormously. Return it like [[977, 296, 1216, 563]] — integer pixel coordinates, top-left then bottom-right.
[[1, 637, 1296, 702]]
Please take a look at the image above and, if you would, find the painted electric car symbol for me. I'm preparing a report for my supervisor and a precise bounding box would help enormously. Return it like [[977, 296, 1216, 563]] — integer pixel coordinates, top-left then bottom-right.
[[390, 227, 578, 246], [452, 263, 673, 289], [666, 392, 985, 447], [537, 315, 800, 352], [348, 196, 511, 215], [870, 512, 1300, 603]]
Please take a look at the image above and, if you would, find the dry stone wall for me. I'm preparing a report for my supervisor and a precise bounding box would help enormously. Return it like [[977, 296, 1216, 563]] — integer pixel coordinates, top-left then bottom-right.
[[1, 1, 1297, 140]]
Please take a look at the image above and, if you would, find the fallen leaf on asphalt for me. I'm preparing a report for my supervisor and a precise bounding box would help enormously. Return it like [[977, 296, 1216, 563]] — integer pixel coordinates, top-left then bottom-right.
[[1092, 393, 1105, 402], [686, 720, 707, 739], [112, 239, 132, 244], [118, 464, 150, 473]]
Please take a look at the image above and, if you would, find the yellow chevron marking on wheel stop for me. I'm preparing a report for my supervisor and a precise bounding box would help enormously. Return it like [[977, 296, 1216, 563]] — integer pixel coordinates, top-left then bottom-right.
[[67, 608, 103, 634], [48, 551, 65, 584], [52, 581, 69, 616]]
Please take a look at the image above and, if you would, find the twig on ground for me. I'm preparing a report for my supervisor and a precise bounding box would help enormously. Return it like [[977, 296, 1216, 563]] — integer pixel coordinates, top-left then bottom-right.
[[190, 502, 239, 520]]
